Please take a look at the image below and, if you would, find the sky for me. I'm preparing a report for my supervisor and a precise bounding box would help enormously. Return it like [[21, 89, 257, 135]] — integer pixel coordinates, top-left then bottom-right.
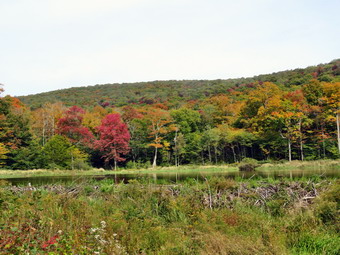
[[0, 0, 339, 97]]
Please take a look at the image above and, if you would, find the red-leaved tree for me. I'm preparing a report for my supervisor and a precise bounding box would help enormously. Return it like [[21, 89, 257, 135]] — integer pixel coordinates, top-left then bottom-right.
[[95, 113, 130, 170], [57, 106, 94, 146]]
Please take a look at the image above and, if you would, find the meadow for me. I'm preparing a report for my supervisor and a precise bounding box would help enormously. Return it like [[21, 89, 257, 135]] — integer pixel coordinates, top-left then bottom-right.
[[0, 173, 339, 254]]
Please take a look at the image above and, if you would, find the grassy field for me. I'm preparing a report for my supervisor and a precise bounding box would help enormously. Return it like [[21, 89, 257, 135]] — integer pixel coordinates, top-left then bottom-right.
[[0, 176, 339, 254], [0, 159, 339, 179]]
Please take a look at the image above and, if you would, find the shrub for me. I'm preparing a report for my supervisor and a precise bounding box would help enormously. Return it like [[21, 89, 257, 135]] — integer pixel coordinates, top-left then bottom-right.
[[313, 180, 340, 225], [239, 164, 256, 171], [239, 158, 259, 171]]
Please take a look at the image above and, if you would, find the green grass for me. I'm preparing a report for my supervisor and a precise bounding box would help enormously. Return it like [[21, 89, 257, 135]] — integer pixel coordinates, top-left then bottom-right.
[[0, 159, 339, 179], [258, 159, 340, 171], [0, 165, 239, 179]]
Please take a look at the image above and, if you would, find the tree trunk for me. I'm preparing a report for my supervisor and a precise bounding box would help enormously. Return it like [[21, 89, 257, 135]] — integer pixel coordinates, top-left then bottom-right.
[[322, 130, 326, 158], [300, 140, 304, 161], [114, 160, 117, 171], [222, 147, 226, 163], [337, 111, 340, 156], [71, 152, 74, 170], [299, 118, 304, 161], [288, 138, 292, 162], [214, 146, 218, 164], [42, 124, 46, 146], [231, 146, 237, 163], [208, 146, 212, 163], [153, 147, 158, 168], [174, 128, 178, 167]]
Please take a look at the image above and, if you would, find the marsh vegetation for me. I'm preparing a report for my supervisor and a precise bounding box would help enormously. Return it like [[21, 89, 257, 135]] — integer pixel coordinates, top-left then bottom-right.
[[0, 174, 339, 254]]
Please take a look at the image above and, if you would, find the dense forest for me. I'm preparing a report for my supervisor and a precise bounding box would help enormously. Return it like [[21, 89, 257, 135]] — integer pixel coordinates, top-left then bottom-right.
[[19, 59, 340, 109], [1, 59, 339, 170]]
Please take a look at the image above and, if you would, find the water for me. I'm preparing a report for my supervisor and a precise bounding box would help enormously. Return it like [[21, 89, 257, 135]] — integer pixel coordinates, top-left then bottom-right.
[[2, 168, 339, 186]]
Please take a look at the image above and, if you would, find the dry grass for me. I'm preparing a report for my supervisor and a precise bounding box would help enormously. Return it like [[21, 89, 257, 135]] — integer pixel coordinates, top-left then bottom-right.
[[0, 168, 105, 178], [259, 159, 340, 169], [199, 228, 288, 255]]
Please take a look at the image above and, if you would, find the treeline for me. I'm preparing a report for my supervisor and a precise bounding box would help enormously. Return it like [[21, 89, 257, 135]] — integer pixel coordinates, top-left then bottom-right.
[[1, 61, 340, 170], [18, 59, 340, 109]]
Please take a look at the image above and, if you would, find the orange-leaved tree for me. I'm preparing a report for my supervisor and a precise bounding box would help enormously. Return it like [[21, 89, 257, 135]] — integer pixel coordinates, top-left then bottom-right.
[[141, 107, 172, 168], [321, 82, 340, 155]]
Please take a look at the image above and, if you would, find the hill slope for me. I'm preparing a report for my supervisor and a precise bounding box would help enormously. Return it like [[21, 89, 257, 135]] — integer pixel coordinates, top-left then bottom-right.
[[19, 59, 340, 109]]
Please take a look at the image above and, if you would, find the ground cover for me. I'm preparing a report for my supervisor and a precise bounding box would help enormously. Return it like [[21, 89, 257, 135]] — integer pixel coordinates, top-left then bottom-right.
[[0, 176, 339, 254], [0, 159, 339, 179]]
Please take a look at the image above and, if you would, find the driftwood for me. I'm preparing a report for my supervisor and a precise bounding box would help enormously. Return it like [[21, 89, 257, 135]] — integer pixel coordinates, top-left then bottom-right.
[[5, 180, 326, 211], [201, 181, 325, 210]]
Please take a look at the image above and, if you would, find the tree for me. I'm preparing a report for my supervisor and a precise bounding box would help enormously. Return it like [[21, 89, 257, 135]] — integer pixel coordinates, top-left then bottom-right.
[[83, 105, 108, 133], [9, 141, 44, 170], [171, 108, 202, 165], [170, 108, 201, 134], [303, 80, 323, 105], [201, 128, 220, 164], [121, 106, 143, 163], [142, 107, 172, 168], [321, 82, 340, 155], [31, 102, 65, 145], [0, 142, 9, 166], [42, 135, 89, 170], [173, 132, 186, 166], [218, 124, 255, 163], [285, 90, 311, 160], [57, 106, 94, 147], [0, 96, 31, 148], [42, 135, 73, 169], [207, 95, 239, 124], [95, 114, 130, 170]]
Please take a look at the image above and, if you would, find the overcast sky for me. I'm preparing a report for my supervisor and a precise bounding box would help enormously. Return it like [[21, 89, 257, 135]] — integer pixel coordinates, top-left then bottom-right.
[[1, 0, 339, 97]]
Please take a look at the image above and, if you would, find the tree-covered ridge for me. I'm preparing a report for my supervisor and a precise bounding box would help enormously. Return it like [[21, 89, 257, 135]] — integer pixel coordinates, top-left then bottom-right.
[[1, 59, 339, 170], [18, 59, 340, 109]]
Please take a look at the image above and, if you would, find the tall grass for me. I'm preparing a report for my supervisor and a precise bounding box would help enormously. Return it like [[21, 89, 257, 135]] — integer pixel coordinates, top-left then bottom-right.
[[0, 177, 339, 254]]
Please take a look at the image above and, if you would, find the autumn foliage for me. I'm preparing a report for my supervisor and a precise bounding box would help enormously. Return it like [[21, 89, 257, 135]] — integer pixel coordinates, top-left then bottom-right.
[[94, 114, 130, 169], [1, 59, 340, 170], [57, 106, 94, 146]]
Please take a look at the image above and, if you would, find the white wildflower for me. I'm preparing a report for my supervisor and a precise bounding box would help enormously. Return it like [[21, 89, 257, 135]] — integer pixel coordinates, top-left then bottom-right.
[[100, 221, 107, 228], [90, 228, 98, 233]]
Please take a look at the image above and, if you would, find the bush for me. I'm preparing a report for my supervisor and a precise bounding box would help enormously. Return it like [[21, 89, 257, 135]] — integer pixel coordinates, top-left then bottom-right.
[[72, 159, 92, 170], [240, 158, 259, 165], [126, 160, 151, 169], [313, 180, 340, 225], [239, 164, 256, 171], [47, 163, 64, 170], [239, 158, 259, 171], [207, 177, 237, 191]]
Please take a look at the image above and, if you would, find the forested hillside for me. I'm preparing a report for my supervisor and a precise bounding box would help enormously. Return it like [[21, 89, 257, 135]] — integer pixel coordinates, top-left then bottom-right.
[[1, 59, 339, 170], [19, 59, 340, 109]]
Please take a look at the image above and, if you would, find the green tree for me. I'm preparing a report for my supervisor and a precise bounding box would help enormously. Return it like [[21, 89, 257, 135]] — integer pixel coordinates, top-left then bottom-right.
[[302, 80, 323, 105], [0, 142, 9, 166], [43, 135, 88, 169], [202, 128, 221, 164], [171, 108, 201, 134]]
